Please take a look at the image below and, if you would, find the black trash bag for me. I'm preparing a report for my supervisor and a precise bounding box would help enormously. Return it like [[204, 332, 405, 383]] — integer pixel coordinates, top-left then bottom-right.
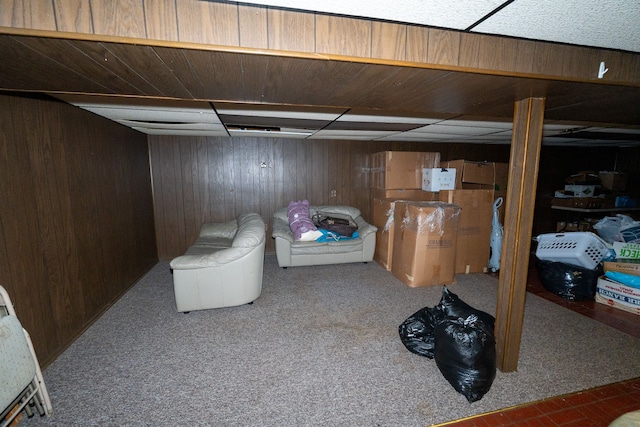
[[398, 306, 445, 358], [536, 258, 602, 301], [434, 314, 497, 403], [437, 286, 495, 333]]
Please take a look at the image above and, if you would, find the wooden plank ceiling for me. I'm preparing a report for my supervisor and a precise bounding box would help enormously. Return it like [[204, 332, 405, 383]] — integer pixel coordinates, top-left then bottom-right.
[[1, 33, 640, 145]]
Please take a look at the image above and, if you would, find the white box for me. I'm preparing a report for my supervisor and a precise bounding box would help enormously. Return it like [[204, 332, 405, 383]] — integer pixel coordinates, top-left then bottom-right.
[[596, 276, 640, 314], [422, 168, 456, 191], [564, 184, 598, 197], [613, 242, 640, 260]]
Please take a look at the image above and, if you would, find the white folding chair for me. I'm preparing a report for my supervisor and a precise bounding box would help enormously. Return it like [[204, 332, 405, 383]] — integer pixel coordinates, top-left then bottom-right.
[[0, 285, 53, 426]]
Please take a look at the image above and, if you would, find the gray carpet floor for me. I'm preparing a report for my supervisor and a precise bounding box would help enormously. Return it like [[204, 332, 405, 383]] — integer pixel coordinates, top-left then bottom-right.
[[20, 255, 640, 426]]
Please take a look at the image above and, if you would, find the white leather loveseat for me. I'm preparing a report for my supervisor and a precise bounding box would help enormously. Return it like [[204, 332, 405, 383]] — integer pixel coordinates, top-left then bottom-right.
[[271, 205, 377, 268], [170, 213, 266, 312]]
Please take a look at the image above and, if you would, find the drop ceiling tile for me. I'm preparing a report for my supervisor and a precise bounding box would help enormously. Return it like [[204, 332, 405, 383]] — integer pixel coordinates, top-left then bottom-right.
[[323, 121, 427, 132], [407, 123, 498, 136], [335, 112, 440, 124], [133, 128, 229, 136], [473, 0, 640, 53], [117, 120, 227, 131], [309, 130, 397, 139], [240, 0, 505, 30], [214, 102, 345, 121], [83, 107, 221, 124], [227, 127, 313, 138], [438, 119, 512, 129]]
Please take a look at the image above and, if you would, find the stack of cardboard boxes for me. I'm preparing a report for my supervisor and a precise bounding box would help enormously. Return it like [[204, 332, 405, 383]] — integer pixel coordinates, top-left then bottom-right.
[[369, 151, 508, 288], [597, 261, 640, 316]]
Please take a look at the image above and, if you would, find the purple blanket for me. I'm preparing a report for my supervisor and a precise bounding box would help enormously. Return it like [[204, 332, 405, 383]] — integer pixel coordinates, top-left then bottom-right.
[[287, 200, 321, 241]]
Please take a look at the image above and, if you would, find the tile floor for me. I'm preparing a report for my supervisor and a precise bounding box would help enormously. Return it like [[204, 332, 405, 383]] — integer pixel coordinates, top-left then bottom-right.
[[437, 263, 640, 427]]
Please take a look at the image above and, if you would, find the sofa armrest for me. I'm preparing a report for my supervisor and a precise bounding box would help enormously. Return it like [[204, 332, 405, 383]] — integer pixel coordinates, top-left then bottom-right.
[[199, 219, 238, 239], [170, 247, 254, 270], [355, 216, 378, 238], [271, 217, 294, 243]]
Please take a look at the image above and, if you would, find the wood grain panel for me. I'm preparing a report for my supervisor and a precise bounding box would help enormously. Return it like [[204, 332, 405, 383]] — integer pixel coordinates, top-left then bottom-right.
[[371, 21, 406, 61], [0, 36, 115, 93], [152, 46, 209, 98], [460, 33, 519, 72], [0, 0, 56, 30], [275, 58, 361, 106], [0, 95, 59, 360], [267, 8, 315, 52], [90, 0, 147, 38], [53, 0, 93, 33], [406, 26, 429, 63], [101, 42, 194, 98], [14, 36, 141, 94], [176, 0, 239, 46], [74, 40, 163, 96], [178, 49, 245, 100], [531, 42, 565, 76], [511, 40, 536, 75], [316, 15, 371, 58], [26, 98, 86, 343], [560, 46, 600, 79], [427, 28, 460, 66], [239, 54, 270, 101], [0, 93, 156, 365], [238, 3, 268, 49], [143, 0, 179, 41]]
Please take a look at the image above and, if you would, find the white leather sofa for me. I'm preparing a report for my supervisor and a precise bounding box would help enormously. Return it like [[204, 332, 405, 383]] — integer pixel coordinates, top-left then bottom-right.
[[170, 213, 266, 312], [271, 205, 377, 267]]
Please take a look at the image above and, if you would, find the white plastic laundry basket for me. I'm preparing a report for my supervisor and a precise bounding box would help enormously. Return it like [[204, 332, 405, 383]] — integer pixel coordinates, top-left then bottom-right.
[[535, 232, 609, 269]]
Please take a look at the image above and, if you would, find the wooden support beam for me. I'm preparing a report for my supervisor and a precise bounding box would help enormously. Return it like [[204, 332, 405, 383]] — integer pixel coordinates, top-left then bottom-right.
[[495, 97, 545, 372]]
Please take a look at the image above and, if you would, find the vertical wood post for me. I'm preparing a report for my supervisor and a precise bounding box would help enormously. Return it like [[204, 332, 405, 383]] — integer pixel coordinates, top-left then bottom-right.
[[495, 97, 545, 372]]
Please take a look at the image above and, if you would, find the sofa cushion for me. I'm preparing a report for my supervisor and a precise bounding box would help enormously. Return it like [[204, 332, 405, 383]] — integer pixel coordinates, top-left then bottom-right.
[[274, 205, 361, 223], [190, 236, 234, 249], [185, 244, 229, 256], [199, 220, 237, 239], [290, 237, 364, 255], [309, 205, 361, 221], [233, 213, 266, 248]]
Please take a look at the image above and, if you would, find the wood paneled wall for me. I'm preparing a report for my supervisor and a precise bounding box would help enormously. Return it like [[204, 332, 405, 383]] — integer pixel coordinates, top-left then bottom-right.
[[150, 136, 640, 260], [0, 93, 157, 365], [1, 0, 638, 85], [149, 136, 511, 259]]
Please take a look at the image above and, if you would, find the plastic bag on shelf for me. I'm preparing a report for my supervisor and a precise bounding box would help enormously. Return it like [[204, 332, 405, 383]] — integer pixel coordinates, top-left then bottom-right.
[[594, 214, 640, 244]]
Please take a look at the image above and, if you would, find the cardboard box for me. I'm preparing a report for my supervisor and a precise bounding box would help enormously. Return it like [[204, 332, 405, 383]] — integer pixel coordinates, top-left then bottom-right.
[[556, 221, 593, 232], [371, 194, 439, 271], [438, 189, 493, 274], [370, 188, 437, 201], [371, 198, 397, 271], [565, 171, 600, 184], [599, 171, 627, 191], [422, 168, 456, 191], [604, 260, 640, 276], [369, 151, 440, 189], [493, 162, 509, 223], [441, 160, 496, 190], [596, 276, 640, 315], [564, 184, 599, 197], [551, 197, 605, 209], [391, 201, 460, 287], [613, 242, 640, 260]]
